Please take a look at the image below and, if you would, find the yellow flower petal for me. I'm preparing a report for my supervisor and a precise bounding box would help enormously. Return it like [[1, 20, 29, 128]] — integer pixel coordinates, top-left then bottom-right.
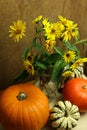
[[9, 20, 26, 42]]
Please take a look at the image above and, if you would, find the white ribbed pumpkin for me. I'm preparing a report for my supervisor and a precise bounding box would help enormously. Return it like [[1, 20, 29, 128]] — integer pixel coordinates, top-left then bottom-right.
[[50, 100, 80, 129]]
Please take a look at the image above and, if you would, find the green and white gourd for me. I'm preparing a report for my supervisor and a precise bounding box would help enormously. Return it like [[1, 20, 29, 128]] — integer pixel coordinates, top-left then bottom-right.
[[50, 100, 80, 130], [64, 64, 84, 78], [72, 65, 84, 78]]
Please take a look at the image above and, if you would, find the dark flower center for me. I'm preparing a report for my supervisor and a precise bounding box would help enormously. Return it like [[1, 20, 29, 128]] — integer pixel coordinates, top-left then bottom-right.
[[15, 29, 21, 34], [28, 65, 32, 70], [51, 29, 55, 34], [66, 53, 70, 58], [27, 56, 32, 62]]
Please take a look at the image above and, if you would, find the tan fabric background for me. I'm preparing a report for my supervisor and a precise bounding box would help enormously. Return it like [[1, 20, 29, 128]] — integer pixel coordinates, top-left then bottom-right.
[[0, 0, 87, 89]]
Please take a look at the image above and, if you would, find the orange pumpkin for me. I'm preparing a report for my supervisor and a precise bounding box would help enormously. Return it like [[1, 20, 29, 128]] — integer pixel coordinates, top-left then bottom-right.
[[0, 82, 49, 130], [63, 78, 87, 112], [0, 90, 3, 122]]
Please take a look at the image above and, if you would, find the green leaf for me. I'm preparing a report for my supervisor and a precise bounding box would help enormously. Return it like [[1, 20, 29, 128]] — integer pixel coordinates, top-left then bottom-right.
[[36, 61, 47, 70], [33, 42, 44, 51], [32, 37, 37, 44], [54, 46, 63, 56], [65, 41, 79, 52], [51, 60, 63, 82], [22, 47, 30, 60], [32, 37, 45, 52], [46, 53, 60, 64], [74, 39, 87, 45], [35, 27, 43, 34]]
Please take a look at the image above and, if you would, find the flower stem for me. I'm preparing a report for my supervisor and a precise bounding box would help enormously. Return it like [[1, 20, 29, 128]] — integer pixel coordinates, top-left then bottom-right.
[[74, 39, 87, 45]]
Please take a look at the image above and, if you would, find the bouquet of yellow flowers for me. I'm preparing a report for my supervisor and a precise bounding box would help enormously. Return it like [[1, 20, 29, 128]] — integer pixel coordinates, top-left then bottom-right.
[[9, 15, 87, 89]]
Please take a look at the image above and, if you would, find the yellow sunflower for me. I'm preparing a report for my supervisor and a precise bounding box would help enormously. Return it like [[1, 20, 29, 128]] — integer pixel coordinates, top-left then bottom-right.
[[32, 15, 43, 23], [24, 60, 35, 75], [44, 23, 56, 40], [62, 70, 73, 78], [63, 50, 76, 63], [58, 15, 68, 25], [26, 52, 33, 63], [42, 18, 51, 29], [58, 15, 79, 41], [44, 40, 56, 53], [55, 22, 65, 38], [9, 20, 26, 42], [61, 22, 79, 41], [70, 58, 87, 70]]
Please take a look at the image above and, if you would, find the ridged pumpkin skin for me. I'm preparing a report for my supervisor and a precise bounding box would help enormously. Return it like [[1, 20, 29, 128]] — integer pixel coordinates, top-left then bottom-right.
[[0, 82, 49, 130]]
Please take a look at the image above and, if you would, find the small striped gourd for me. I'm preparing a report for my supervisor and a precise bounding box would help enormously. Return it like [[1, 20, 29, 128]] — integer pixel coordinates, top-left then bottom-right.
[[50, 100, 80, 130]]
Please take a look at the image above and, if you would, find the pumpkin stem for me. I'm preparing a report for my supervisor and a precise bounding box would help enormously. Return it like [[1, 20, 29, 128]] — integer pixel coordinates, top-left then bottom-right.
[[82, 85, 87, 89], [17, 92, 28, 101]]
